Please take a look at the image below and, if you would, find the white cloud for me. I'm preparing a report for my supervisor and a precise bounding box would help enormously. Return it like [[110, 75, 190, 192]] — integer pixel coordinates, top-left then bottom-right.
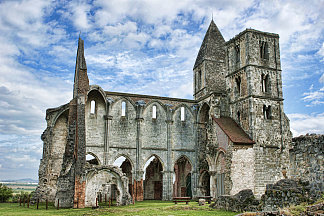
[[288, 113, 324, 136]]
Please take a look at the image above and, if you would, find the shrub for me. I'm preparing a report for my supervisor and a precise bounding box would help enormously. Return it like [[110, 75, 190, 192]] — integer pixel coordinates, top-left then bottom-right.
[[0, 183, 13, 203]]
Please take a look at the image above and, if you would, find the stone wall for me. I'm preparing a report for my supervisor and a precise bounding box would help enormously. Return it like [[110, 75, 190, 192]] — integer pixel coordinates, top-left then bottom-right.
[[289, 134, 324, 199]]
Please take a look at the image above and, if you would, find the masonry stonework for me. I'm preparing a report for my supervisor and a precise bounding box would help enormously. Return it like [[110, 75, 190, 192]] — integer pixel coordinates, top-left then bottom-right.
[[34, 20, 321, 208]]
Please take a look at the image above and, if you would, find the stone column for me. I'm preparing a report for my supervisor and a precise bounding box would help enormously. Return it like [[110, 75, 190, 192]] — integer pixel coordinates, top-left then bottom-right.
[[162, 171, 174, 200], [165, 105, 173, 200], [209, 171, 217, 199]]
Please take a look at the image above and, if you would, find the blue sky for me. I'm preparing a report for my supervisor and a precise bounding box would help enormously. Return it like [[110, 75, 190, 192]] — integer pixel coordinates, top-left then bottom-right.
[[0, 0, 323, 180]]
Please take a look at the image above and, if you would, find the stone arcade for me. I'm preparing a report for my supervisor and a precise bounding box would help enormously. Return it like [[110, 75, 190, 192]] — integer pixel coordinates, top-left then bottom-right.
[[34, 20, 293, 208]]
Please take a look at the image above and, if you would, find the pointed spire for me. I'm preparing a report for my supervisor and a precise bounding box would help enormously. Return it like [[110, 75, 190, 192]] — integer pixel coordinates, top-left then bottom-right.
[[193, 20, 225, 69], [73, 37, 89, 98]]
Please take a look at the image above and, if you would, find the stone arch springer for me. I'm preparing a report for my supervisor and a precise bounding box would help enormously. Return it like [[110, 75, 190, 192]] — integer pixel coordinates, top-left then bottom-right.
[[111, 96, 136, 110]]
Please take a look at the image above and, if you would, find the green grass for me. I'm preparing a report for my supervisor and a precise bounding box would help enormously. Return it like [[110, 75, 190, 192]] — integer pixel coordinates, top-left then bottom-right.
[[0, 200, 237, 216]]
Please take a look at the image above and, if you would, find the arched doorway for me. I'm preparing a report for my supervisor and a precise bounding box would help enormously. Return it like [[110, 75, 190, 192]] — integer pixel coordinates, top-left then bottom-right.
[[174, 156, 192, 197], [143, 156, 163, 200], [216, 152, 226, 197], [113, 156, 133, 197], [199, 158, 210, 196]]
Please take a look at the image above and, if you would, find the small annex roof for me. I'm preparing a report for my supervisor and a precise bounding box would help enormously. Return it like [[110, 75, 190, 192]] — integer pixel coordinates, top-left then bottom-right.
[[212, 116, 255, 144]]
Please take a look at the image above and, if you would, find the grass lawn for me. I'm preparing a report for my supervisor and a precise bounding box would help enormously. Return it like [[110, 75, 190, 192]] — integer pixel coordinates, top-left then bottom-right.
[[0, 200, 238, 216]]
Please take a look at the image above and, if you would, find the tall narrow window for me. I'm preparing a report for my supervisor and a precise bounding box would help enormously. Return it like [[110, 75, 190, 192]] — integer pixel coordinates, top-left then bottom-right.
[[263, 105, 271, 120], [260, 41, 269, 60], [90, 100, 96, 114], [261, 74, 270, 93], [235, 76, 241, 95], [235, 45, 240, 63], [121, 101, 126, 117], [180, 107, 185, 121], [197, 70, 202, 90], [237, 111, 241, 123], [152, 105, 157, 119]]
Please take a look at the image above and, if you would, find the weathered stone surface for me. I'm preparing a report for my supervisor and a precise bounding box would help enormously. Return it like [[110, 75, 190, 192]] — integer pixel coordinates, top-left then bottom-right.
[[260, 179, 313, 211], [211, 189, 260, 212]]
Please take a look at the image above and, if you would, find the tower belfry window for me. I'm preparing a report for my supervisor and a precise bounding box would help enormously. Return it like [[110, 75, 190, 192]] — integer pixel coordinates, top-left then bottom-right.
[[263, 105, 271, 120], [237, 111, 241, 123], [261, 74, 270, 93], [235, 45, 240, 63], [235, 76, 241, 95], [260, 41, 269, 60], [90, 100, 96, 114], [152, 105, 157, 119], [121, 101, 126, 117]]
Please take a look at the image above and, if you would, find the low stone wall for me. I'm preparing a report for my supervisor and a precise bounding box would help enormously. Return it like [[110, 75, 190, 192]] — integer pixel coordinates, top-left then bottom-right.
[[289, 134, 323, 200], [210, 189, 260, 212], [260, 179, 313, 212]]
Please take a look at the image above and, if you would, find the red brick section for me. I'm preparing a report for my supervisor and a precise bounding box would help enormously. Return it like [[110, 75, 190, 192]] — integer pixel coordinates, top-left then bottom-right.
[[77, 69, 89, 95], [212, 116, 255, 144], [134, 180, 143, 201], [73, 177, 86, 208]]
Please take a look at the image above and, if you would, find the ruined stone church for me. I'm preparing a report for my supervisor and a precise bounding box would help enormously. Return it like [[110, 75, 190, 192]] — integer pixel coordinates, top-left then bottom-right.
[[34, 20, 292, 208]]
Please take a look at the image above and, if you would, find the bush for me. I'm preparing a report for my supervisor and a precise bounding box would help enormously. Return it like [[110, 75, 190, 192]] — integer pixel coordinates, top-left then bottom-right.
[[11, 191, 30, 203], [0, 183, 13, 203]]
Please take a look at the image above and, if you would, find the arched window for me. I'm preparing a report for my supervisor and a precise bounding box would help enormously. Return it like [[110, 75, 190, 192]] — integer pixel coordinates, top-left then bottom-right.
[[121, 101, 126, 117], [235, 76, 241, 95], [237, 111, 241, 123], [261, 74, 270, 93], [90, 100, 96, 114], [235, 45, 240, 63], [260, 41, 269, 60], [263, 105, 271, 120], [181, 107, 185, 121], [152, 105, 157, 119]]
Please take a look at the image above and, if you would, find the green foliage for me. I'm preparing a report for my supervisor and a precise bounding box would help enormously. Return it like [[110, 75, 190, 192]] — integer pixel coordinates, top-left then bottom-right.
[[0, 183, 13, 203], [11, 191, 31, 203]]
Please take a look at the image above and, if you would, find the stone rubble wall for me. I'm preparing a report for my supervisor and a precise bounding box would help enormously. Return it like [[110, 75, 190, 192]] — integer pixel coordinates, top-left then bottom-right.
[[289, 134, 324, 199]]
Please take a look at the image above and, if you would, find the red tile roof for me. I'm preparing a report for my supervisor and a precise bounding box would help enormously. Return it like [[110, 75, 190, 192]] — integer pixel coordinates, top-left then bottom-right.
[[212, 116, 255, 144]]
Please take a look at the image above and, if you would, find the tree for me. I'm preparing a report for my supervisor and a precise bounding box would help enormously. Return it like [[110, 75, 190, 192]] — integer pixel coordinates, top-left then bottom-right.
[[0, 183, 13, 202]]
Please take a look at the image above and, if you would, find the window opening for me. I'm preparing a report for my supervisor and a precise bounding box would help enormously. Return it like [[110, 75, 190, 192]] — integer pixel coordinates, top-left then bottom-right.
[[235, 76, 241, 95], [235, 45, 240, 63], [152, 105, 157, 119], [90, 100, 96, 114], [260, 41, 269, 60], [121, 101, 126, 116], [181, 107, 185, 121], [261, 74, 270, 93], [263, 105, 271, 120], [237, 111, 240, 123], [197, 70, 202, 90]]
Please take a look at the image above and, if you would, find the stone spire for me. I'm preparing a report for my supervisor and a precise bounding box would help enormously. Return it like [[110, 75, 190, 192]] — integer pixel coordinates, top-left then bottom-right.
[[193, 20, 225, 69], [73, 37, 89, 98]]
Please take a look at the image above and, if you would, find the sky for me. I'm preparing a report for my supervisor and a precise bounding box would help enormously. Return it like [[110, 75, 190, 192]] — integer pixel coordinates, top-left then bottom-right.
[[0, 0, 323, 180]]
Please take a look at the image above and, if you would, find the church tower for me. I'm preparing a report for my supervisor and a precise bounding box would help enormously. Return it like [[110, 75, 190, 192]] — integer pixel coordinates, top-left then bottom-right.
[[225, 29, 291, 197], [193, 20, 226, 100]]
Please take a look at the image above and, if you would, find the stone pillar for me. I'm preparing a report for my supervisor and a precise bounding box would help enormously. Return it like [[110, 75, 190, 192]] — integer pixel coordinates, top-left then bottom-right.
[[162, 171, 174, 200], [209, 171, 217, 199], [133, 171, 144, 201], [191, 170, 199, 198]]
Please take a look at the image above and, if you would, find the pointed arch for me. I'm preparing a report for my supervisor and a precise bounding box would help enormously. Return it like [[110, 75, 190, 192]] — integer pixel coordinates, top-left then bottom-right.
[[142, 154, 165, 171], [198, 103, 210, 124], [88, 85, 107, 105], [86, 152, 101, 165], [113, 154, 135, 170], [172, 103, 195, 117]]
